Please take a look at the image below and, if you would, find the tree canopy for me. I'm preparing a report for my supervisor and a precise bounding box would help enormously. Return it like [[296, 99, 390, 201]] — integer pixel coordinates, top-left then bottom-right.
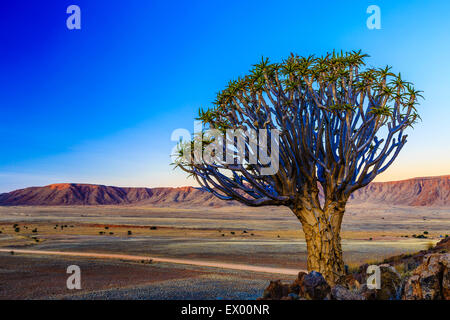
[[174, 50, 422, 209]]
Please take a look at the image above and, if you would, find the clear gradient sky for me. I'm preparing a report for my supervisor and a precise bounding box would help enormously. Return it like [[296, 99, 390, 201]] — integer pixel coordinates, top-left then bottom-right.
[[0, 0, 449, 193]]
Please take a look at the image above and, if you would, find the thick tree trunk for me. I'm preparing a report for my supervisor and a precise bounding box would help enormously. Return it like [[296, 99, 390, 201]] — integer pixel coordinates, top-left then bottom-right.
[[292, 202, 346, 285]]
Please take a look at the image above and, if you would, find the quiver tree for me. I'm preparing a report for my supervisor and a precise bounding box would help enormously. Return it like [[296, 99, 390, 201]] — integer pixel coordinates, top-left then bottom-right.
[[174, 51, 422, 284]]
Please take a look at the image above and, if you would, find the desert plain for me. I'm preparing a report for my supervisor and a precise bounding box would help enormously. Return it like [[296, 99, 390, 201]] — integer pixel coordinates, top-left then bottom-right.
[[0, 203, 448, 299]]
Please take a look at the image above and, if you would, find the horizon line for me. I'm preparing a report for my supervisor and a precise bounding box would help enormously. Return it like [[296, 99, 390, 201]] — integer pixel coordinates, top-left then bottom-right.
[[2, 173, 448, 194]]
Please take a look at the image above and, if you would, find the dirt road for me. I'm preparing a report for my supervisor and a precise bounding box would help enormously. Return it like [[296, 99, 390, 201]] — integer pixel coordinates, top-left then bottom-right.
[[0, 248, 303, 275]]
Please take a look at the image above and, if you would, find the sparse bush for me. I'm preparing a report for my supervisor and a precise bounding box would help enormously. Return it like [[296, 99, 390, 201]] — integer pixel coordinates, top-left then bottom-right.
[[99, 231, 105, 235], [127, 231, 132, 235], [423, 231, 429, 235], [32, 228, 38, 233], [150, 226, 157, 230], [105, 226, 109, 230], [230, 231, 235, 235], [109, 232, 114, 235], [14, 227, 20, 232]]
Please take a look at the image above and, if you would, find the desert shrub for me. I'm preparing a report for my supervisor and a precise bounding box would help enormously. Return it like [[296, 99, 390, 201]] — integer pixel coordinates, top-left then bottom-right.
[[109, 232, 114, 235], [128, 231, 132, 235], [230, 231, 235, 235], [221, 234, 225, 237], [243, 230, 247, 233], [99, 231, 105, 235], [32, 228, 38, 233], [150, 226, 157, 230], [423, 231, 429, 235], [14, 227, 20, 232], [105, 226, 109, 230]]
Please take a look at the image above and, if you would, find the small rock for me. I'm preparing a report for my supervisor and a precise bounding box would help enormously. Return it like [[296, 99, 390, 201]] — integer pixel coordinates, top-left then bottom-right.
[[289, 271, 307, 296], [262, 280, 289, 300], [403, 253, 449, 300], [331, 285, 364, 300], [377, 264, 402, 300], [303, 271, 330, 300]]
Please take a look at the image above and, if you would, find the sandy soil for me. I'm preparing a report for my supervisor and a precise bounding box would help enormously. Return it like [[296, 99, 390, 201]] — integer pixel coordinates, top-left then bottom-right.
[[0, 248, 302, 275]]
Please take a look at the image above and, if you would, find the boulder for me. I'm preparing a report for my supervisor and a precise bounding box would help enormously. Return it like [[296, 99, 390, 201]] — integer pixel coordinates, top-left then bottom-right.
[[289, 271, 307, 296], [355, 264, 401, 300], [403, 253, 449, 300], [358, 284, 377, 300], [336, 274, 361, 291], [353, 263, 369, 285], [376, 264, 402, 300], [262, 280, 289, 300], [331, 285, 364, 300], [302, 271, 331, 300]]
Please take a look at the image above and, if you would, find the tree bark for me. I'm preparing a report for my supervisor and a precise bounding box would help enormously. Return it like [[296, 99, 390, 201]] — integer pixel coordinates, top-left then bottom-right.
[[292, 202, 346, 285]]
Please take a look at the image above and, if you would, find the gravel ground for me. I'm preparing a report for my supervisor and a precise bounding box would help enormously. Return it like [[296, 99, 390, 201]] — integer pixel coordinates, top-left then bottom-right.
[[62, 274, 269, 300]]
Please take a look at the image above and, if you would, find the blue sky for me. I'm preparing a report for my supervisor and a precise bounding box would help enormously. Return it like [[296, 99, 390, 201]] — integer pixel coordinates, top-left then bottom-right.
[[0, 0, 449, 192]]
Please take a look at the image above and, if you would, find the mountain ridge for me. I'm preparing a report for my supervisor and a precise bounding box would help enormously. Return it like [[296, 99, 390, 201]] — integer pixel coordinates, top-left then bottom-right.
[[0, 175, 448, 207]]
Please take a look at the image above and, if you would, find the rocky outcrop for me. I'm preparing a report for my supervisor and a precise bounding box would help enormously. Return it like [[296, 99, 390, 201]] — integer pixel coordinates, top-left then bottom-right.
[[403, 253, 449, 300], [261, 251, 449, 300]]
